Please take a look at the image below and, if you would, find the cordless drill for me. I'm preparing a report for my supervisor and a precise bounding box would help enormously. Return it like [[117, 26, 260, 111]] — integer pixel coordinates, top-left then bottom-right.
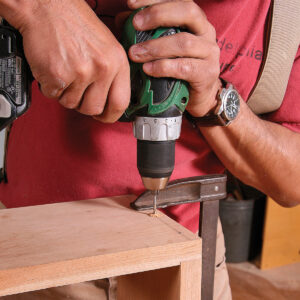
[[0, 20, 31, 131], [121, 9, 189, 212]]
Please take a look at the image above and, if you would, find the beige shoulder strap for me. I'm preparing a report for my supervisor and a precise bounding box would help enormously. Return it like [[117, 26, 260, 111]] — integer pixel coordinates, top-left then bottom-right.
[[247, 0, 300, 115]]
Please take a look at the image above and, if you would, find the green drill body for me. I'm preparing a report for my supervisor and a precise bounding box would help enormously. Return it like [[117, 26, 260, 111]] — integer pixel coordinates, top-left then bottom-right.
[[122, 9, 189, 120]]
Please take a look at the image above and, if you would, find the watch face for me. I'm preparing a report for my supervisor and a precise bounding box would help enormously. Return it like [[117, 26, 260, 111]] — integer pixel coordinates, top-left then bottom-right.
[[224, 90, 240, 120]]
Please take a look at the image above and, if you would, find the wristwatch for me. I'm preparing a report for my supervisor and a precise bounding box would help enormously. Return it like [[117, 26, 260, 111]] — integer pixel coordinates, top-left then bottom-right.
[[186, 81, 240, 127]]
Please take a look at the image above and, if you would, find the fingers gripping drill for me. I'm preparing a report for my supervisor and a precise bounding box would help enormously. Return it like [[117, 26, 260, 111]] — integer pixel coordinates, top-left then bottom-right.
[[120, 9, 189, 213]]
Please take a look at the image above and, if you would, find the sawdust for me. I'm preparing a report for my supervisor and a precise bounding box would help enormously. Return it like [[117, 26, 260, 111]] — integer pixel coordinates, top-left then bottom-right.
[[148, 212, 160, 218]]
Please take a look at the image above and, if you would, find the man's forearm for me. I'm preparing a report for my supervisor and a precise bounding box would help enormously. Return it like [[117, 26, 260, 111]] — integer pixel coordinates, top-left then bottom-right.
[[200, 99, 300, 207]]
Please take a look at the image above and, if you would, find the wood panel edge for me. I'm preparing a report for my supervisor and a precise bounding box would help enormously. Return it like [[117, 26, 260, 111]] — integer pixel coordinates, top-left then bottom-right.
[[0, 240, 202, 296]]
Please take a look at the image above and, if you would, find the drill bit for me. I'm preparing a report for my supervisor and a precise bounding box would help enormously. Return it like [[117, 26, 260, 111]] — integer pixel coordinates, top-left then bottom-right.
[[152, 190, 159, 215]]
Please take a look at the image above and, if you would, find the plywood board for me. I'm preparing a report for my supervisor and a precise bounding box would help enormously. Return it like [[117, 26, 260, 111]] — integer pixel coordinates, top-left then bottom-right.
[[260, 197, 300, 269], [118, 259, 202, 300], [0, 195, 202, 296], [118, 266, 181, 300]]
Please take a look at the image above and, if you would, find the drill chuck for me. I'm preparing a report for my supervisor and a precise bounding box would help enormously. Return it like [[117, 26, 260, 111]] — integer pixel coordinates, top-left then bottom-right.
[[137, 140, 175, 190], [134, 115, 182, 190]]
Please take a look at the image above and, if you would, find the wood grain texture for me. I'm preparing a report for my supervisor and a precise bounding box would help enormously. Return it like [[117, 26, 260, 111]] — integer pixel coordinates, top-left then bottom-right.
[[180, 259, 202, 300], [117, 259, 201, 300], [260, 197, 300, 269], [118, 266, 181, 300], [0, 195, 202, 296]]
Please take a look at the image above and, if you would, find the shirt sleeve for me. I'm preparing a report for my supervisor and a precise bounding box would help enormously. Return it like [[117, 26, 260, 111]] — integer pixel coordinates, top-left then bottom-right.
[[263, 46, 300, 133]]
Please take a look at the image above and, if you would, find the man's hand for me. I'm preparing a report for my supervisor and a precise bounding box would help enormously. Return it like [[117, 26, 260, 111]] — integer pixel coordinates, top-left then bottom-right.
[[127, 0, 221, 117], [1, 0, 130, 122]]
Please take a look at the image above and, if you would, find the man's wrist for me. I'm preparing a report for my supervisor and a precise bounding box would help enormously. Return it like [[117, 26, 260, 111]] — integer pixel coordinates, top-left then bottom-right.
[[188, 78, 223, 118], [207, 78, 224, 115], [0, 0, 37, 31], [186, 79, 223, 118]]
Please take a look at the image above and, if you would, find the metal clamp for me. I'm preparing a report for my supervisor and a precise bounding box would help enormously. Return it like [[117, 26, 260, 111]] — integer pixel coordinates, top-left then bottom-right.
[[131, 174, 227, 300], [132, 174, 226, 210]]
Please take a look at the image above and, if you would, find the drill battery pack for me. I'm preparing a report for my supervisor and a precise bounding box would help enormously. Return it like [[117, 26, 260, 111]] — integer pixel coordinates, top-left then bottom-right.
[[0, 21, 31, 131]]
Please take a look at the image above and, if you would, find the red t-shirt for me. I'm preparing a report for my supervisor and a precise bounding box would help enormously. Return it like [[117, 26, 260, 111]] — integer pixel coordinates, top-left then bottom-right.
[[1, 0, 299, 233]]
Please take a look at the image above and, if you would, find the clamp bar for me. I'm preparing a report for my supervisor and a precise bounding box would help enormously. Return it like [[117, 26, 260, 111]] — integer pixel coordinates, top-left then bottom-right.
[[131, 174, 227, 210]]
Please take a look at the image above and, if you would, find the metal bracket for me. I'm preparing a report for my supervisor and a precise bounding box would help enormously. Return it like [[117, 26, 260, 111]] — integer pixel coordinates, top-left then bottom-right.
[[131, 174, 227, 300]]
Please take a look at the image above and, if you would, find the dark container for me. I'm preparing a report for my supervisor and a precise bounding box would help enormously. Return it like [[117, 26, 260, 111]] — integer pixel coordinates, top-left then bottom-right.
[[219, 197, 255, 263]]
